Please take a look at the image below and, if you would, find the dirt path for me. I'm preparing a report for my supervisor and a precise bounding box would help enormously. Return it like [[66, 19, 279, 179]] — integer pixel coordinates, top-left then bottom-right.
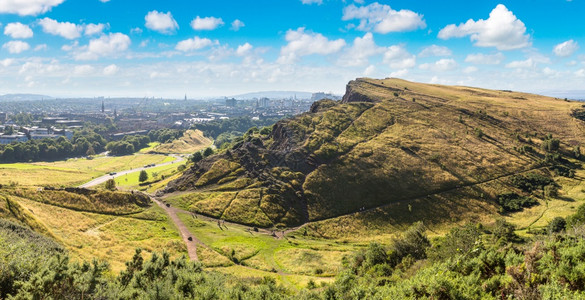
[[151, 197, 200, 261]]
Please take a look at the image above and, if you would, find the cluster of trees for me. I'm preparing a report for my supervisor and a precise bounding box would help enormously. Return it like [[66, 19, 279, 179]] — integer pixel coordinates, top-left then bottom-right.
[[105, 135, 151, 156], [148, 128, 184, 143], [0, 130, 106, 163], [194, 116, 281, 139]]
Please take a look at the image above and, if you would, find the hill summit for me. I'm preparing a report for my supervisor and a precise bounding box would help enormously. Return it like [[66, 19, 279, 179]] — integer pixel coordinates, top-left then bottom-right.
[[164, 78, 585, 228]]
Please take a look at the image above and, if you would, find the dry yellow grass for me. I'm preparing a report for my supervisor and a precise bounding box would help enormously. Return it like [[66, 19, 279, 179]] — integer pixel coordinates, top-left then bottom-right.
[[153, 129, 213, 154]]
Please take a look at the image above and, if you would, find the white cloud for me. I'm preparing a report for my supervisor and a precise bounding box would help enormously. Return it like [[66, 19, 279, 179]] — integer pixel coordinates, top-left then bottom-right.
[[236, 43, 253, 56], [34, 44, 47, 51], [99, 0, 110, 2], [389, 68, 408, 78], [278, 27, 346, 64], [301, 0, 322, 4], [0, 58, 15, 67], [505, 58, 535, 69], [4, 22, 33, 39], [418, 45, 451, 57], [383, 45, 416, 69], [176, 37, 216, 52], [419, 58, 458, 71], [0, 0, 64, 16], [463, 66, 478, 73], [74, 65, 94, 75], [231, 19, 245, 31], [363, 65, 376, 76], [145, 10, 178, 34], [338, 32, 384, 67], [190, 16, 224, 30], [39, 18, 82, 39], [553, 40, 579, 57], [3, 40, 30, 53], [103, 64, 118, 75], [438, 4, 530, 50], [342, 2, 426, 34], [465, 52, 504, 65], [85, 23, 107, 36], [575, 69, 585, 77], [74, 33, 131, 60]]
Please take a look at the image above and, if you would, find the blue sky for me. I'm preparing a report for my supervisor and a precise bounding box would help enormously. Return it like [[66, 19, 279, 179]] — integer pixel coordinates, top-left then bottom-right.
[[0, 0, 584, 98]]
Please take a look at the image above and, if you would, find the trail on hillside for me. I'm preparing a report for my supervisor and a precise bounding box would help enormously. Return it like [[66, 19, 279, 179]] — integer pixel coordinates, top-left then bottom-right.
[[151, 197, 200, 261]]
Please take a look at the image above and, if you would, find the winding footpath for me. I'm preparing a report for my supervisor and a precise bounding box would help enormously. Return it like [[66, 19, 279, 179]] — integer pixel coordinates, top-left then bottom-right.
[[78, 154, 184, 188]]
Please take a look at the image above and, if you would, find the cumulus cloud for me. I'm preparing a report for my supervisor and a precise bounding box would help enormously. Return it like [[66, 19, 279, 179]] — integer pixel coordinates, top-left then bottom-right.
[[231, 19, 245, 31], [74, 65, 94, 75], [383, 45, 416, 69], [190, 16, 224, 30], [145, 10, 178, 34], [342, 2, 426, 34], [0, 58, 15, 67], [301, 0, 322, 4], [0, 0, 64, 16], [74, 33, 131, 60], [34, 44, 47, 51], [85, 23, 107, 36], [338, 32, 384, 67], [236, 43, 253, 56], [438, 4, 530, 50], [103, 64, 118, 75], [176, 37, 217, 52], [3, 40, 30, 54], [505, 58, 535, 69], [278, 28, 345, 64], [4, 22, 33, 39], [553, 40, 579, 57], [39, 18, 82, 39], [465, 52, 504, 65], [418, 45, 452, 57], [419, 58, 458, 71]]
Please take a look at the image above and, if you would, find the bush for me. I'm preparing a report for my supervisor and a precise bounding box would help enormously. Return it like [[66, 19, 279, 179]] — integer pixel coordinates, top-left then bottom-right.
[[105, 179, 116, 191], [510, 173, 555, 193], [139, 170, 148, 182], [496, 193, 538, 212], [548, 217, 566, 233], [191, 151, 203, 163], [203, 147, 214, 157], [389, 222, 430, 266]]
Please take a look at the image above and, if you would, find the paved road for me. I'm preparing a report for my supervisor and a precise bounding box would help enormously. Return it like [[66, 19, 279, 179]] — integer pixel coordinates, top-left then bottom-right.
[[78, 154, 184, 188]]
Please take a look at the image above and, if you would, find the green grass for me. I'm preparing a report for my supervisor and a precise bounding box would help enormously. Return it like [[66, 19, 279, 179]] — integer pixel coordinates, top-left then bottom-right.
[[113, 162, 184, 190], [0, 154, 173, 187], [176, 211, 353, 289]]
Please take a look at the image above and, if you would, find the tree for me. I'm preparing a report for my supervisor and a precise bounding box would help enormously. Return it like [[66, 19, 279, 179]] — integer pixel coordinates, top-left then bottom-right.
[[105, 178, 116, 190], [191, 151, 203, 163], [203, 147, 214, 157], [86, 145, 96, 156], [139, 170, 148, 183]]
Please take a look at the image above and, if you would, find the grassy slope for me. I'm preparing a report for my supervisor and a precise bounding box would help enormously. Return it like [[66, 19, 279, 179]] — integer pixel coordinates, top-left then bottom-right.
[[0, 154, 173, 187], [164, 78, 585, 233], [1, 188, 186, 272], [152, 129, 213, 154]]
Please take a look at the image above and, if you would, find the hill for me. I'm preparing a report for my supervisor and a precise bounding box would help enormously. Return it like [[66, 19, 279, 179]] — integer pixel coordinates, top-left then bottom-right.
[[152, 129, 213, 154], [0, 94, 53, 101], [163, 78, 585, 228]]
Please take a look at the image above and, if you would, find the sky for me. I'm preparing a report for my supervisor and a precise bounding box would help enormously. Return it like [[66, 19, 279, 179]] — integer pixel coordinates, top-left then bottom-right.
[[0, 0, 584, 98]]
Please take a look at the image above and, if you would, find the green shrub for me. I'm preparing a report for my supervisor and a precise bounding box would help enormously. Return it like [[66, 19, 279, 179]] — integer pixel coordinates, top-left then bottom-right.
[[496, 192, 538, 212]]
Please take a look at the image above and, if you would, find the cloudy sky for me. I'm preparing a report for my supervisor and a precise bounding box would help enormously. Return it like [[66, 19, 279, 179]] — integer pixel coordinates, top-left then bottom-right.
[[0, 0, 583, 98]]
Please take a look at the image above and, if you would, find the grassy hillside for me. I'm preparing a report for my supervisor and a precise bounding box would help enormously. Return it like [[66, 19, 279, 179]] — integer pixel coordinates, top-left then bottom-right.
[[164, 78, 585, 229], [152, 129, 213, 154]]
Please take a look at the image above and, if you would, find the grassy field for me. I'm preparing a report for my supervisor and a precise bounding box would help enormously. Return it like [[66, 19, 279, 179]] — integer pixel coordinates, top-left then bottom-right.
[[0, 154, 173, 187], [12, 196, 186, 272], [175, 211, 354, 289], [111, 161, 186, 191], [152, 129, 213, 154]]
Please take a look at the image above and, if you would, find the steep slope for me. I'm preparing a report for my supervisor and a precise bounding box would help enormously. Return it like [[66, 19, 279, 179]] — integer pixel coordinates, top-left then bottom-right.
[[164, 78, 585, 227]]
